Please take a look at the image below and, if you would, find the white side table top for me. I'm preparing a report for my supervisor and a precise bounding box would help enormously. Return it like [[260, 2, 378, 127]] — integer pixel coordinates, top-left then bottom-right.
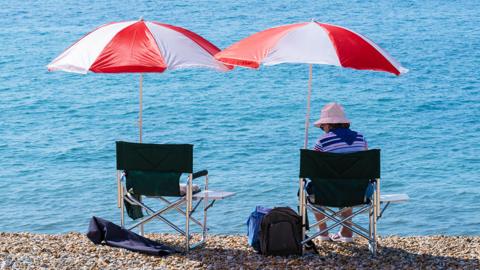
[[193, 190, 236, 200], [381, 193, 410, 203]]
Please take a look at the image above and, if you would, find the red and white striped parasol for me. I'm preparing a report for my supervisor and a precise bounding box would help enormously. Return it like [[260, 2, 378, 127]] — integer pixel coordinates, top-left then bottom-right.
[[48, 19, 231, 141], [215, 21, 408, 148]]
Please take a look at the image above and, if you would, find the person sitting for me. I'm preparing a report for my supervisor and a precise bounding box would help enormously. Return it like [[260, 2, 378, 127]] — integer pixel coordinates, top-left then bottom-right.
[[311, 102, 368, 243]]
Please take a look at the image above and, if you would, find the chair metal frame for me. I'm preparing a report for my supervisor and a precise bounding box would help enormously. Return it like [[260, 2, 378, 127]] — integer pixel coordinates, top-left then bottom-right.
[[300, 178, 381, 255], [298, 149, 385, 256], [117, 170, 217, 252], [115, 142, 216, 252]]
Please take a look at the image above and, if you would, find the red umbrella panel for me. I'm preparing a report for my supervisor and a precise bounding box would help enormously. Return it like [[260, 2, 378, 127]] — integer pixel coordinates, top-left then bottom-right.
[[216, 21, 407, 74]]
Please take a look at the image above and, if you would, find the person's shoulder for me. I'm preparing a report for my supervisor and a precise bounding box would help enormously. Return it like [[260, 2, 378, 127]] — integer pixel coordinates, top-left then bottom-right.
[[352, 129, 366, 137], [352, 130, 368, 144], [320, 132, 336, 139], [317, 132, 336, 143]]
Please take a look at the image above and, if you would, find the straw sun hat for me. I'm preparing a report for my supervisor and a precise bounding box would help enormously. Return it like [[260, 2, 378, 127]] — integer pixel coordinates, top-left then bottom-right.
[[313, 102, 350, 128]]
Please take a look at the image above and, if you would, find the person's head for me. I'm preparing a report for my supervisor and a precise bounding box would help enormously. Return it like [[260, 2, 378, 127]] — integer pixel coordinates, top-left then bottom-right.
[[314, 102, 350, 133]]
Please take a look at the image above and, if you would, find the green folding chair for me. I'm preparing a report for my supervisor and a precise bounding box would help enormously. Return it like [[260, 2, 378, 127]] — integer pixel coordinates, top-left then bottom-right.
[[115, 141, 234, 252], [298, 149, 409, 255]]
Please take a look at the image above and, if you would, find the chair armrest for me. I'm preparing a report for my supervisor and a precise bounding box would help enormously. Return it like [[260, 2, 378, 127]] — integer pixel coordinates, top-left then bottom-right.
[[192, 170, 208, 180]]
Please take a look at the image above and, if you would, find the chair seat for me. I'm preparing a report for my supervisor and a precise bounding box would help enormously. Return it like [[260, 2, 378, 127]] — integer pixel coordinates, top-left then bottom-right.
[[381, 193, 409, 203], [309, 193, 410, 209], [310, 201, 370, 208]]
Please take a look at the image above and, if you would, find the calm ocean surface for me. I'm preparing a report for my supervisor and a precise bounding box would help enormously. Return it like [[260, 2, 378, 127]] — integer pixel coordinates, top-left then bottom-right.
[[0, 1, 479, 236]]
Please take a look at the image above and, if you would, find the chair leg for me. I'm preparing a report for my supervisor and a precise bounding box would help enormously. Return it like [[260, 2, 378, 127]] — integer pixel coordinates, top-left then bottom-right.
[[120, 202, 125, 228], [184, 174, 209, 251], [202, 201, 207, 241], [369, 195, 378, 256], [299, 178, 306, 255], [373, 199, 378, 255], [117, 171, 125, 228], [185, 173, 193, 252], [368, 203, 374, 255], [120, 185, 125, 228], [186, 205, 190, 252], [202, 174, 209, 241]]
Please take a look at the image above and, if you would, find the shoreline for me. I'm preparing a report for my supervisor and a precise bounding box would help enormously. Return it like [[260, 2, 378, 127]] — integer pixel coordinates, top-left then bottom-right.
[[1, 232, 479, 269]]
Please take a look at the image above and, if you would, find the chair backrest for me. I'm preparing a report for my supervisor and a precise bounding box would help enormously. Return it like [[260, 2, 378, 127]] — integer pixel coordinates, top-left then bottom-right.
[[116, 141, 193, 173], [299, 149, 380, 207], [116, 141, 193, 197]]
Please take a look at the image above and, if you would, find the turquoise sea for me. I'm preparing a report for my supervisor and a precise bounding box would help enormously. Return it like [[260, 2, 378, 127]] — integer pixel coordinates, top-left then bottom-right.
[[0, 1, 479, 236]]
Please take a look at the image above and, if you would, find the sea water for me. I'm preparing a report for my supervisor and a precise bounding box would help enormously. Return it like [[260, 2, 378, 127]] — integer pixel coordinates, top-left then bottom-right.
[[0, 0, 479, 235]]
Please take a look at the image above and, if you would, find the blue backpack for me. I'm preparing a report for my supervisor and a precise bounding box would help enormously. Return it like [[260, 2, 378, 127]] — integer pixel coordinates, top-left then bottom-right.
[[246, 206, 272, 252]]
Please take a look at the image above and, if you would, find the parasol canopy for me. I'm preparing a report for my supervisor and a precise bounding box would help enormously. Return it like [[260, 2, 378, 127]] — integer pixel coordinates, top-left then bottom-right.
[[215, 21, 408, 149], [48, 19, 231, 73], [48, 19, 232, 142]]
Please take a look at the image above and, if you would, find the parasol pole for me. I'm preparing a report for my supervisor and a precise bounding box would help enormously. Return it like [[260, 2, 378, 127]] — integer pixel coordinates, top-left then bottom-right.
[[139, 71, 144, 236], [139, 73, 143, 143], [303, 64, 313, 149], [300, 63, 313, 253]]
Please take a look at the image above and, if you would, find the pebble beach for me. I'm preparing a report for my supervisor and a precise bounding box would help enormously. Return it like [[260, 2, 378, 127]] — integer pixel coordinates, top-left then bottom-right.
[[2, 1, 480, 270], [1, 233, 478, 269]]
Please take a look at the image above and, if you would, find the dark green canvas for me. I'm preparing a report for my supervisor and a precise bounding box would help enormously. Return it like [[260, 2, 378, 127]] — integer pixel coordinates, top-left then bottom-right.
[[124, 193, 144, 220], [300, 149, 380, 207], [116, 141, 193, 173], [116, 141, 193, 220], [124, 171, 182, 219], [300, 149, 380, 179], [126, 171, 182, 197], [308, 178, 371, 207]]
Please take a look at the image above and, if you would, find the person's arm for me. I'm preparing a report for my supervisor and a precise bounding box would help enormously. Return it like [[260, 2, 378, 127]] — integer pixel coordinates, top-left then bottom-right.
[[313, 139, 324, 152]]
